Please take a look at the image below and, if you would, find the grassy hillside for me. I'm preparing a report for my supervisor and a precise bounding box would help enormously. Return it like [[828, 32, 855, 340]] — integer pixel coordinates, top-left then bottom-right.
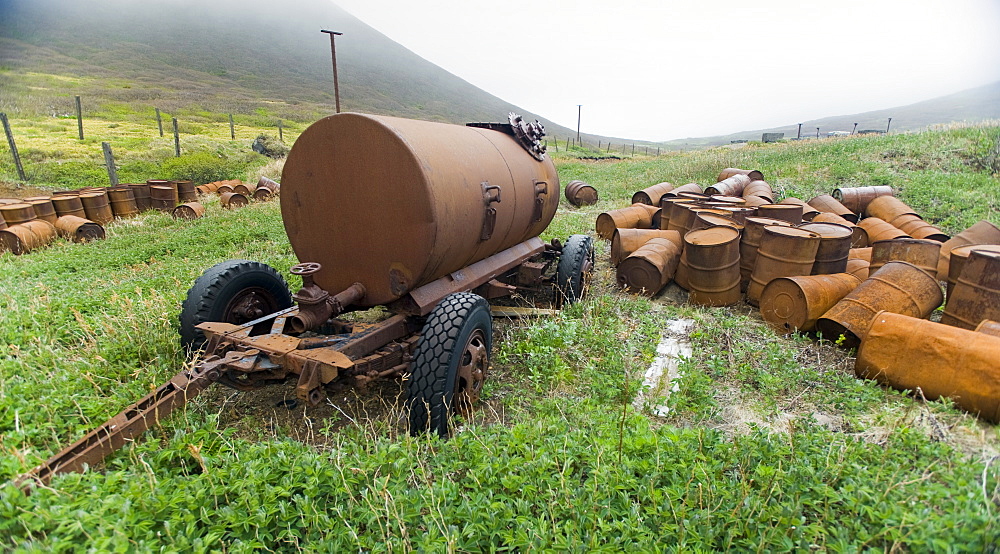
[[1, 124, 998, 550]]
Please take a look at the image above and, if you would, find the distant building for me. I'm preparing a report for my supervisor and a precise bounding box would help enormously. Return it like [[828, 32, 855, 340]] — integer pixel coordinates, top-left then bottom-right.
[[827, 131, 850, 137], [858, 129, 886, 135], [761, 132, 784, 143]]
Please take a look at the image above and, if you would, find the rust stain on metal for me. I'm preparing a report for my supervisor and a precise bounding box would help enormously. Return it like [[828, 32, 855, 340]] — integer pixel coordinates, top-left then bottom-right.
[[868, 238, 940, 277], [55, 215, 105, 242], [975, 319, 1000, 337], [679, 226, 742, 306], [807, 195, 857, 223], [941, 249, 1000, 330], [760, 273, 861, 334], [747, 226, 821, 305], [616, 237, 681, 296], [565, 180, 598, 207], [717, 167, 763, 182], [611, 229, 681, 266], [833, 185, 893, 214], [632, 182, 675, 206], [936, 220, 1000, 279]]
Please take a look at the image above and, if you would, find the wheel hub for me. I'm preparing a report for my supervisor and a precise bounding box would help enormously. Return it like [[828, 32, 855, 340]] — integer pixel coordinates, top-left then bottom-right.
[[222, 287, 279, 324], [455, 329, 488, 416]]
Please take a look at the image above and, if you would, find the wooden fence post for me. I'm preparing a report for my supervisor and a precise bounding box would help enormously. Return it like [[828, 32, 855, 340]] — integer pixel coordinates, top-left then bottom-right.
[[102, 142, 119, 187], [75, 95, 84, 140], [229, 114, 235, 140], [172, 118, 180, 157], [155, 108, 163, 137], [278, 120, 283, 142], [1, 113, 26, 181]]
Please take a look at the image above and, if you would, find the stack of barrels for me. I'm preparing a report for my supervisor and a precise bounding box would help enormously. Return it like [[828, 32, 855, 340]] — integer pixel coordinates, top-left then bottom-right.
[[196, 176, 280, 209], [597, 168, 1000, 423], [0, 176, 281, 255]]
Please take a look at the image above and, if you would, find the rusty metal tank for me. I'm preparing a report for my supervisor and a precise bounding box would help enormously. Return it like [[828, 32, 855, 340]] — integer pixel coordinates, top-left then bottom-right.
[[740, 216, 794, 291], [565, 180, 598, 206], [665, 183, 704, 197], [632, 183, 675, 205], [797, 222, 853, 275], [864, 195, 918, 222], [24, 197, 57, 225], [868, 238, 940, 277], [281, 113, 560, 307], [220, 192, 249, 209], [757, 204, 804, 224], [936, 220, 1000, 280], [941, 249, 1000, 330], [107, 187, 139, 218], [845, 258, 870, 280], [741, 180, 774, 203], [660, 197, 697, 231], [760, 273, 862, 334], [129, 183, 152, 212], [856, 311, 1000, 423], [833, 186, 893, 214], [0, 203, 37, 226], [173, 202, 206, 220], [807, 195, 857, 223], [610, 229, 681, 266], [705, 174, 750, 197], [678, 226, 742, 306], [0, 220, 57, 254], [51, 195, 86, 219], [596, 204, 658, 239], [79, 192, 114, 225]]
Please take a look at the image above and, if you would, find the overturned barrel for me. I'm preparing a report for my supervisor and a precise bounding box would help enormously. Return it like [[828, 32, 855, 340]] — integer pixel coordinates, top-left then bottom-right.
[[760, 273, 862, 334], [281, 113, 561, 307], [936, 220, 1000, 280], [565, 180, 599, 206], [742, 180, 774, 203], [611, 229, 681, 266], [596, 204, 659, 239], [941, 249, 1000, 330], [717, 168, 763, 182], [705, 174, 750, 197], [868, 238, 940, 277], [632, 182, 674, 205], [975, 320, 1000, 337], [858, 216, 909, 243], [173, 202, 206, 220], [0, 220, 57, 254], [856, 312, 1000, 423], [808, 195, 857, 223], [55, 215, 105, 242], [864, 195, 918, 222], [833, 186, 893, 214], [888, 214, 949, 242], [254, 176, 281, 201], [616, 238, 681, 296]]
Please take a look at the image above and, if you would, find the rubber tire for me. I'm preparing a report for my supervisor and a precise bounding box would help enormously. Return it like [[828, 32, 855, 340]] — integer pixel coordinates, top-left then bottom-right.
[[179, 259, 292, 351], [408, 292, 492, 437], [557, 234, 595, 304]]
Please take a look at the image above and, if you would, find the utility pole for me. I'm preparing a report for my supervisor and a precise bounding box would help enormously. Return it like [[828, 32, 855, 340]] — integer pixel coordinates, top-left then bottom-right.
[[576, 104, 582, 143], [886, 117, 892, 133], [816, 127, 820, 139], [321, 30, 344, 113], [796, 123, 802, 140], [852, 123, 858, 135]]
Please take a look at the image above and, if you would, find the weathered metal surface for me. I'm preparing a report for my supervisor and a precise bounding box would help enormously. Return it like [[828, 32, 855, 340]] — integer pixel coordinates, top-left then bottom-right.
[[149, 185, 178, 212], [945, 244, 1000, 299], [816, 261, 943, 348], [0, 202, 37, 226], [78, 192, 114, 225], [51, 195, 86, 218], [797, 222, 853, 275], [747, 226, 821, 306], [864, 195, 919, 222], [632, 183, 675, 205], [807, 195, 857, 223], [742, 195, 772, 208], [281, 114, 560, 307], [756, 203, 804, 224], [715, 206, 756, 225], [779, 197, 820, 221], [849, 247, 873, 262], [611, 229, 681, 266], [717, 168, 763, 182], [597, 204, 657, 239], [172, 202, 206, 220], [616, 237, 681, 296], [107, 187, 139, 218], [665, 183, 704, 197], [856, 311, 1000, 423], [741, 180, 774, 203], [233, 183, 253, 196], [0, 212, 5, 230], [128, 183, 151, 212], [845, 258, 870, 280], [55, 215, 105, 242], [868, 238, 940, 277], [24, 197, 57, 224], [811, 212, 868, 247], [975, 319, 1000, 337], [857, 216, 909, 243], [760, 273, 862, 333], [691, 212, 742, 233], [0, 220, 57, 254], [565, 180, 598, 206], [661, 197, 697, 231], [936, 220, 1000, 279], [705, 174, 750, 197], [888, 214, 949, 242], [175, 180, 198, 203], [220, 192, 249, 209], [739, 217, 794, 291], [678, 226, 742, 306], [833, 185, 894, 214], [706, 195, 747, 206], [941, 249, 1000, 330]]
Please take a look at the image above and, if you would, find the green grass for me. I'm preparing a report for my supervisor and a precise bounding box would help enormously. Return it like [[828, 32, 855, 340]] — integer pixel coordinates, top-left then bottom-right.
[[0, 125, 998, 550]]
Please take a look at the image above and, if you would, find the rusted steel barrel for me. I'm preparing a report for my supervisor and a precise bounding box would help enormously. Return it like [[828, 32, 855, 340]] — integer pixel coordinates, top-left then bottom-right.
[[233, 183, 253, 196], [742, 195, 771, 208], [816, 261, 943, 347], [281, 113, 562, 306], [632, 182, 675, 205], [24, 197, 57, 225], [833, 186, 894, 214], [674, 206, 726, 238], [55, 215, 105, 242], [779, 197, 819, 221], [868, 238, 941, 277], [858, 216, 909, 243], [846, 258, 870, 280], [220, 192, 249, 209], [756, 204, 803, 224], [678, 226, 742, 306], [760, 273, 862, 334], [975, 320, 1000, 337], [51, 195, 86, 218], [747, 226, 821, 306], [807, 195, 857, 223], [717, 168, 763, 182], [107, 187, 139, 218], [175, 180, 198, 202], [596, 204, 658, 239], [78, 192, 114, 226], [0, 212, 6, 230], [798, 222, 853, 275], [254, 176, 280, 200], [660, 197, 697, 231], [0, 203, 37, 226], [864, 195, 918, 221], [706, 195, 746, 206], [888, 214, 949, 242], [616, 238, 681, 296], [717, 206, 756, 225], [740, 217, 794, 291], [664, 183, 704, 198], [0, 198, 20, 205], [849, 247, 872, 262], [856, 311, 1000, 423], [0, 220, 57, 254], [945, 244, 1000, 298], [173, 202, 206, 220], [742, 180, 774, 203], [565, 180, 598, 206], [811, 212, 868, 247], [936, 220, 1000, 279], [148, 185, 177, 212], [691, 212, 742, 233], [610, 229, 681, 266], [128, 183, 152, 212], [675, 191, 708, 202], [705, 174, 750, 197], [941, 250, 1000, 330]]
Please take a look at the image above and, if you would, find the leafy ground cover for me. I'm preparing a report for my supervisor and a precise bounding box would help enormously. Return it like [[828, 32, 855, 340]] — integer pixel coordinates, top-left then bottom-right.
[[0, 125, 998, 550]]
